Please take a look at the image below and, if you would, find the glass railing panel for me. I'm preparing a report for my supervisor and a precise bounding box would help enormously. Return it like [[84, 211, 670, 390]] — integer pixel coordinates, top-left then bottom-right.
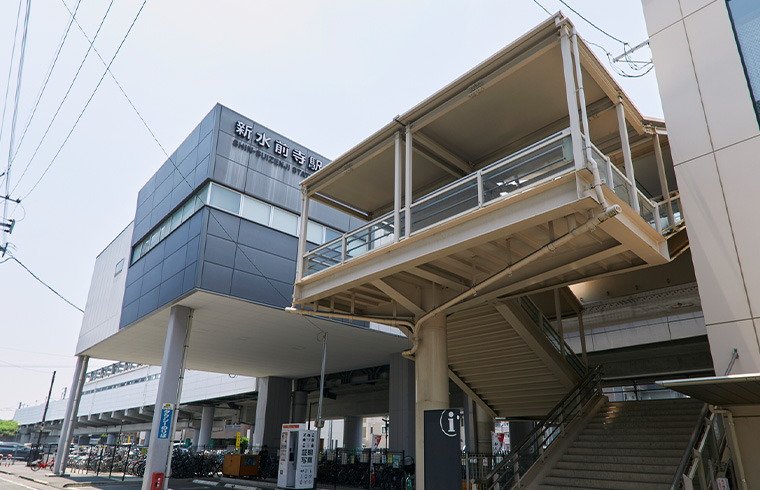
[[637, 191, 657, 230], [481, 134, 574, 205], [671, 195, 684, 226], [410, 175, 479, 233], [608, 164, 633, 204], [304, 240, 343, 275]]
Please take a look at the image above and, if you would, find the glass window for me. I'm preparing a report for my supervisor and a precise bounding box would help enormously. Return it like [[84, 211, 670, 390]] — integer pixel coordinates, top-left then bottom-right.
[[181, 199, 195, 221], [131, 248, 141, 264], [270, 207, 299, 235], [150, 229, 161, 250], [209, 184, 241, 214], [241, 196, 272, 225], [307, 221, 325, 244], [114, 258, 125, 276], [325, 227, 341, 242], [170, 209, 182, 231], [727, 0, 760, 122]]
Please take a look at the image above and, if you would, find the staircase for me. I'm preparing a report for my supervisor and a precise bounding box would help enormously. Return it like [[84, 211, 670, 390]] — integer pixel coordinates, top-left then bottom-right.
[[448, 297, 584, 418], [539, 398, 705, 489]]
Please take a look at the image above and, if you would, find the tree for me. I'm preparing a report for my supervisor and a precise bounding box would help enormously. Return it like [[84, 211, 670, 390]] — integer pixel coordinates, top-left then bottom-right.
[[0, 420, 19, 438]]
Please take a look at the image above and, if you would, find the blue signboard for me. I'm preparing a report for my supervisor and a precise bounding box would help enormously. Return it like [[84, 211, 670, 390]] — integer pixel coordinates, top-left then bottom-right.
[[158, 403, 174, 440]]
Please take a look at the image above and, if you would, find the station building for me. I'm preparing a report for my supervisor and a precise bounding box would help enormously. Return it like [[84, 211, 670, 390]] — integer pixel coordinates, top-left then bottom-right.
[[13, 5, 760, 489]]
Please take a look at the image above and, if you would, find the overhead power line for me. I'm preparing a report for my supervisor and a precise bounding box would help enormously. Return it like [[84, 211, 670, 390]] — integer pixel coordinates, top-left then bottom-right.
[[2, 255, 84, 313], [14, 0, 148, 202], [0, 0, 24, 189], [10, 0, 117, 194], [11, 0, 85, 160], [529, 0, 654, 79], [58, 0, 172, 160], [555, 0, 626, 45]]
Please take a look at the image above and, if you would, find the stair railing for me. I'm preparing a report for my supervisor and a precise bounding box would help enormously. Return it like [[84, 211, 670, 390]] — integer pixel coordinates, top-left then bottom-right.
[[671, 405, 728, 490], [485, 365, 603, 489], [518, 296, 586, 375]]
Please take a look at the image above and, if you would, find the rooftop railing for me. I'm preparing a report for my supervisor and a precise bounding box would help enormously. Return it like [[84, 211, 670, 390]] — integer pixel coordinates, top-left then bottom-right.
[[303, 130, 682, 277]]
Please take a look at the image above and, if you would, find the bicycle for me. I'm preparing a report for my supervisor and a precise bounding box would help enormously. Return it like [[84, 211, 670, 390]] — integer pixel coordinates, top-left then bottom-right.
[[29, 458, 54, 471]]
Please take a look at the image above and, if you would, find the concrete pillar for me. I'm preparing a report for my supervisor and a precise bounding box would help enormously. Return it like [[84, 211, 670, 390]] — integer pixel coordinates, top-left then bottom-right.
[[251, 377, 291, 450], [462, 398, 477, 453], [343, 416, 363, 449], [197, 406, 214, 450], [475, 404, 494, 455], [53, 355, 89, 474], [141, 305, 192, 490], [415, 287, 449, 489], [106, 433, 117, 445], [142, 430, 151, 446], [291, 390, 308, 423], [389, 353, 415, 457]]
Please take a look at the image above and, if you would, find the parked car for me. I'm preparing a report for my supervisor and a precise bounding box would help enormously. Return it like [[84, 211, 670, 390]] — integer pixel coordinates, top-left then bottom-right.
[[0, 442, 31, 460]]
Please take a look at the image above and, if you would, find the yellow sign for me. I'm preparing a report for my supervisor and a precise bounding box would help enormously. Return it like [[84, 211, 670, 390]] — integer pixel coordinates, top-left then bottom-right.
[[235, 431, 241, 449]]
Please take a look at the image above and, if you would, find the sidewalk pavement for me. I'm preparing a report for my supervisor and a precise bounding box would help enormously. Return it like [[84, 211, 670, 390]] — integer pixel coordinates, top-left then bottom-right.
[[0, 462, 140, 488]]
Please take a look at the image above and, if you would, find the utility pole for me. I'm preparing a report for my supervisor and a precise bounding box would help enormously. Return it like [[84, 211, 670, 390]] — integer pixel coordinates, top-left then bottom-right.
[[33, 371, 56, 460]]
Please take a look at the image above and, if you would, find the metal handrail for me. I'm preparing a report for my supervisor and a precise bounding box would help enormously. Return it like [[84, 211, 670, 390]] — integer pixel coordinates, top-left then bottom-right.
[[485, 366, 603, 489], [671, 403, 710, 489]]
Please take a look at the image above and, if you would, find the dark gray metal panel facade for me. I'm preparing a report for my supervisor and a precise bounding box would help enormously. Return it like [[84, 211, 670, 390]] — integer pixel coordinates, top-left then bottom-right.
[[132, 107, 218, 246], [120, 104, 345, 328]]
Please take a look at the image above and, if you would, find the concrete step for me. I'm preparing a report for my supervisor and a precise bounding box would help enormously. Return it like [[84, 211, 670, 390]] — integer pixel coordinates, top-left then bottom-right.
[[586, 419, 698, 429], [547, 468, 673, 484], [575, 433, 691, 443], [553, 460, 677, 475], [565, 446, 684, 458], [598, 409, 702, 419], [606, 400, 702, 408], [559, 453, 682, 467], [582, 426, 694, 436], [540, 476, 669, 489], [571, 439, 686, 450], [597, 410, 702, 420]]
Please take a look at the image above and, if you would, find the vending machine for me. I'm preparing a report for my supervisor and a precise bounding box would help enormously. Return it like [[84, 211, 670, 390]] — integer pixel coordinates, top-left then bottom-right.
[[277, 423, 317, 489]]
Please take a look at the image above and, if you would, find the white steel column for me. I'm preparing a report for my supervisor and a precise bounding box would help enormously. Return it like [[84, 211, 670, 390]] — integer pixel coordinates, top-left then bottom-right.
[[559, 28, 585, 168], [415, 286, 449, 489], [571, 30, 596, 165], [616, 97, 640, 212], [295, 190, 310, 282], [653, 131, 674, 227], [141, 305, 192, 490], [197, 406, 215, 450], [394, 132, 402, 241], [53, 355, 89, 475], [404, 126, 413, 238]]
